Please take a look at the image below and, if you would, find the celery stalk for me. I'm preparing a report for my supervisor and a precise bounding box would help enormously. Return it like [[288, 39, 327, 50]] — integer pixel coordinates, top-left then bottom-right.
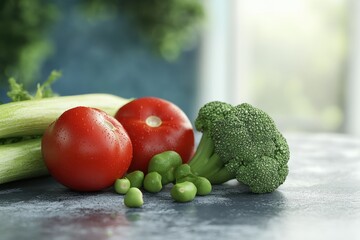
[[0, 93, 132, 139], [0, 138, 47, 184]]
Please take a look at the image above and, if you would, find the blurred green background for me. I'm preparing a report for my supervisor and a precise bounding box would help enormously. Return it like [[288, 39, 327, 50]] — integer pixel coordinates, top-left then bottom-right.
[[1, 0, 358, 135], [0, 0, 204, 118]]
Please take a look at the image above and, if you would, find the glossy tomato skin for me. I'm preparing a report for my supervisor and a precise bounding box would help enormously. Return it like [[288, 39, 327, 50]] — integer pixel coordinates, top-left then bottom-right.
[[41, 107, 133, 192], [115, 97, 195, 173]]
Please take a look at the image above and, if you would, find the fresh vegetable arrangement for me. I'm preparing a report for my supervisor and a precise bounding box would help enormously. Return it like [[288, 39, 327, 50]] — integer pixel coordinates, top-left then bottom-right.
[[0, 72, 290, 209], [113, 101, 290, 206]]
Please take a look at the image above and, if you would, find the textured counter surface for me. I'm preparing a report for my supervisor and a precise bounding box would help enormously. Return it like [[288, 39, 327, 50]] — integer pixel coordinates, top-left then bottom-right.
[[1, 134, 360, 240]]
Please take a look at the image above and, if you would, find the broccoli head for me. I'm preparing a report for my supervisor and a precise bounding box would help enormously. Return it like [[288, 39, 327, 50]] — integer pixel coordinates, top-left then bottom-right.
[[188, 102, 290, 193]]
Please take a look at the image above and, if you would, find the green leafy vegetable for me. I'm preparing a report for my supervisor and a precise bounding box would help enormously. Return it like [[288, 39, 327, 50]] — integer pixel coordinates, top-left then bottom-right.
[[188, 101, 290, 193], [6, 70, 61, 102]]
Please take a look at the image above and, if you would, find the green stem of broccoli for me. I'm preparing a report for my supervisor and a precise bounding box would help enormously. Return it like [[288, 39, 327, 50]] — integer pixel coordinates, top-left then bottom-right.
[[200, 153, 223, 178], [187, 131, 214, 175], [206, 167, 235, 184], [188, 132, 235, 184]]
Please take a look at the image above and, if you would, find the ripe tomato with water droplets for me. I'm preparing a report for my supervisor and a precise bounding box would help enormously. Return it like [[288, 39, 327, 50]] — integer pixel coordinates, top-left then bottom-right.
[[41, 107, 133, 191], [115, 97, 195, 173]]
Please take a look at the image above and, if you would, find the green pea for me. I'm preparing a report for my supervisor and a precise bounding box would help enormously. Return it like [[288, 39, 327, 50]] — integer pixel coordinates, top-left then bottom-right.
[[114, 178, 131, 194], [143, 172, 163, 193], [148, 151, 183, 185], [170, 181, 197, 203], [124, 187, 144, 208], [193, 177, 212, 196], [174, 164, 193, 180], [126, 171, 144, 188]]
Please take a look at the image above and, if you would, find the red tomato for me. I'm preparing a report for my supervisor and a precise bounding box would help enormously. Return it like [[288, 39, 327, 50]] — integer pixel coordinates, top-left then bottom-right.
[[115, 97, 195, 173], [41, 107, 133, 191]]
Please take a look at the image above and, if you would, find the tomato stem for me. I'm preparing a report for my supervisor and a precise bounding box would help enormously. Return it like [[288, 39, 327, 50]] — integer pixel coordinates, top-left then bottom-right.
[[145, 116, 162, 128]]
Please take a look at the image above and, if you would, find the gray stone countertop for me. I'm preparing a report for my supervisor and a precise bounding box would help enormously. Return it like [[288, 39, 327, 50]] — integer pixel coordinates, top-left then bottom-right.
[[0, 133, 360, 240]]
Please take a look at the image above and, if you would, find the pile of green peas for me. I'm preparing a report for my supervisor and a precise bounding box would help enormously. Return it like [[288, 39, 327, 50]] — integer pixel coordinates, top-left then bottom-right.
[[113, 151, 212, 208]]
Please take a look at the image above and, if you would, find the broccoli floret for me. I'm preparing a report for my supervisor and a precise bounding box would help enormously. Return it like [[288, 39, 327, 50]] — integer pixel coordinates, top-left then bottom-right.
[[195, 101, 233, 132], [188, 102, 290, 193]]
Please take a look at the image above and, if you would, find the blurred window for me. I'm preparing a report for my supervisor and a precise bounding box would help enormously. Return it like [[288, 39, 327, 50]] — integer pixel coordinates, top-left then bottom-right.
[[199, 0, 350, 134]]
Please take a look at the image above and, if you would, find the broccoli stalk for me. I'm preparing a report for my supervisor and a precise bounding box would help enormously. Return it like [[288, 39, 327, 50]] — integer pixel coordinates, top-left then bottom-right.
[[188, 131, 235, 184], [187, 101, 290, 193]]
